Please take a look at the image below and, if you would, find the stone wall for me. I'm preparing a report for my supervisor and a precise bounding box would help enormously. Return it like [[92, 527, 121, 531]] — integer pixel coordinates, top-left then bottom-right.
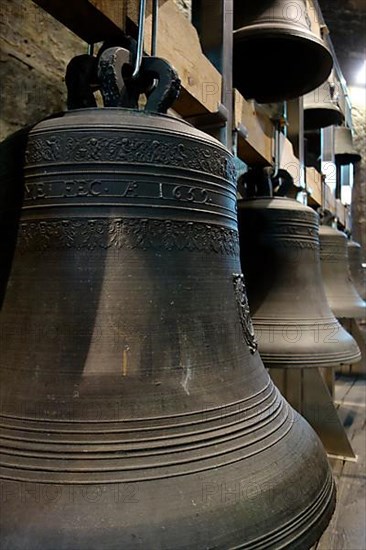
[[350, 86, 366, 262], [0, 1, 192, 143], [174, 0, 191, 18], [0, 0, 83, 141]]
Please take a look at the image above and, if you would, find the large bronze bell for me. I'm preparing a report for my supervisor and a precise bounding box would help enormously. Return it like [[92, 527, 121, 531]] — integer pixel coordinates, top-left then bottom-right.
[[0, 49, 337, 549], [319, 226, 366, 319], [348, 240, 366, 301], [304, 76, 344, 131], [237, 197, 361, 368], [233, 0, 333, 103], [334, 127, 362, 165]]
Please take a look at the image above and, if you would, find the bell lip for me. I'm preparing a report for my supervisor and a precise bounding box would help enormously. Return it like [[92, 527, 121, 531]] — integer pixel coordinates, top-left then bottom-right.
[[233, 28, 333, 102], [259, 352, 362, 368], [334, 305, 366, 320], [348, 240, 362, 249], [304, 107, 345, 131], [251, 320, 361, 367], [335, 152, 362, 165]]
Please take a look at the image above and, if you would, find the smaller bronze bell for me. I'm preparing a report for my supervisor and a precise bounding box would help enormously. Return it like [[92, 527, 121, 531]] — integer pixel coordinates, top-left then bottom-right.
[[348, 240, 366, 301], [237, 197, 361, 368], [334, 127, 361, 165], [233, 0, 333, 102], [319, 226, 366, 319], [304, 77, 344, 130]]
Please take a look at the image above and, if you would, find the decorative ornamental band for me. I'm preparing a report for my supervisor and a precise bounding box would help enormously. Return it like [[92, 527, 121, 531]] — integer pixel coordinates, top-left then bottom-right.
[[17, 218, 240, 256], [25, 134, 237, 184], [259, 238, 320, 250]]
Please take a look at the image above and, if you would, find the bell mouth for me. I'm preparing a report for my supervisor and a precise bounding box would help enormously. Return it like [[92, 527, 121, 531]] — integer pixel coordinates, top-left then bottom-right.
[[304, 107, 344, 131], [233, 30, 333, 103]]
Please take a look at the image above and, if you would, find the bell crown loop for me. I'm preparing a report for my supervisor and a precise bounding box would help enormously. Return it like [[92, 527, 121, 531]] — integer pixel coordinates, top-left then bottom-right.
[[66, 46, 181, 114]]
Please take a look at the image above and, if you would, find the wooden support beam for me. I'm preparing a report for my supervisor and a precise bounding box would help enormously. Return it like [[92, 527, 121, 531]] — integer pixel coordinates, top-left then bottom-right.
[[142, 1, 222, 116], [33, 0, 127, 43], [235, 93, 273, 165], [32, 0, 222, 116], [324, 181, 336, 213], [307, 167, 323, 207], [279, 134, 302, 188]]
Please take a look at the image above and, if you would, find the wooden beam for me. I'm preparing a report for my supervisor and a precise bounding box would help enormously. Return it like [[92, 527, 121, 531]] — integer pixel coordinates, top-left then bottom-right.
[[279, 134, 302, 187], [144, 1, 222, 115], [32, 0, 221, 115], [235, 93, 273, 165], [32, 0, 126, 43], [336, 199, 347, 227], [324, 182, 336, 213], [307, 167, 323, 207]]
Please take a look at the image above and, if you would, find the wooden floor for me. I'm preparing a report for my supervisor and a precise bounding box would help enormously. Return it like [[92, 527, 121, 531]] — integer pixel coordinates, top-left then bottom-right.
[[315, 375, 366, 550]]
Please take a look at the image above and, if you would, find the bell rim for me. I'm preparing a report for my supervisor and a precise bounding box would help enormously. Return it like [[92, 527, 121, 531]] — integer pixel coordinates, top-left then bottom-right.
[[249, 318, 361, 368], [348, 240, 362, 250], [304, 106, 345, 131], [330, 304, 366, 320], [233, 28, 333, 102], [335, 152, 362, 165], [254, 349, 362, 369]]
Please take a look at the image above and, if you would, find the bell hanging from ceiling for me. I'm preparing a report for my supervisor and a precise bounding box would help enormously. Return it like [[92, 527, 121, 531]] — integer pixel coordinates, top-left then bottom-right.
[[334, 126, 362, 165], [0, 47, 337, 549], [233, 0, 333, 103], [348, 240, 366, 301], [304, 74, 345, 131], [237, 175, 361, 368], [319, 226, 366, 319]]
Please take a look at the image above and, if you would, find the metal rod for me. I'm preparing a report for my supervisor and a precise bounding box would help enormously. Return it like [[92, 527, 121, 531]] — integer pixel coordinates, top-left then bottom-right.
[[151, 0, 159, 56], [298, 96, 306, 196], [221, 0, 234, 150], [283, 102, 288, 139], [273, 121, 281, 179], [132, 0, 147, 79]]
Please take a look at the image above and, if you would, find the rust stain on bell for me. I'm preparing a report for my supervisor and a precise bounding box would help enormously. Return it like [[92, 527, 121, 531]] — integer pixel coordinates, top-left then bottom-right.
[[122, 348, 128, 377]]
